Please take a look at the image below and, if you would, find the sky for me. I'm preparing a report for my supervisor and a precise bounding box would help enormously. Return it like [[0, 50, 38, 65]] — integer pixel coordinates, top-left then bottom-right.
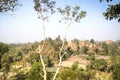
[[0, 0, 120, 43]]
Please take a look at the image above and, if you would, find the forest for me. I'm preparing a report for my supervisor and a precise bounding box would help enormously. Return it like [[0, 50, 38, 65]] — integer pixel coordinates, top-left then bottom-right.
[[0, 38, 120, 80]]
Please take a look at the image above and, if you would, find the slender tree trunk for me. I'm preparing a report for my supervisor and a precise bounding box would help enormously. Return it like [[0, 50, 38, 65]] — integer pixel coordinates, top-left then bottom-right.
[[38, 13, 47, 80], [40, 54, 47, 80], [53, 22, 71, 80]]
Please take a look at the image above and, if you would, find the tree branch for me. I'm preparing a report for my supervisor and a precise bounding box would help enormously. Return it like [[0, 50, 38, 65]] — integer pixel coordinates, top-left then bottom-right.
[[53, 22, 71, 80], [40, 73, 44, 78], [38, 12, 47, 80]]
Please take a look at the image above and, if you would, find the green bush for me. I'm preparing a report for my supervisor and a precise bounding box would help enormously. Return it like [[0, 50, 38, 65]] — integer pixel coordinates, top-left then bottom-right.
[[26, 62, 43, 80], [11, 72, 26, 80], [112, 64, 120, 80], [89, 59, 108, 71], [58, 69, 77, 80]]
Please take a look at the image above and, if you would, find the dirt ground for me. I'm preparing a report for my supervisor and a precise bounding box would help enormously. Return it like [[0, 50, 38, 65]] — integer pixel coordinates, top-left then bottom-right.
[[61, 55, 90, 69]]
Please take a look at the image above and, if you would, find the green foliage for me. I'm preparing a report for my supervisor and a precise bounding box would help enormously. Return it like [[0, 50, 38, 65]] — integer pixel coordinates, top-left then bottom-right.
[[47, 72, 53, 80], [44, 56, 53, 67], [58, 68, 96, 80], [78, 70, 95, 80], [65, 47, 73, 58], [26, 62, 43, 80], [57, 5, 86, 23], [32, 41, 39, 50], [27, 53, 40, 64], [53, 35, 62, 51], [0, 0, 21, 13], [11, 72, 26, 80], [87, 52, 95, 60], [58, 68, 77, 80], [80, 46, 88, 54], [108, 55, 120, 79], [89, 59, 108, 71], [1, 53, 13, 74], [15, 51, 23, 62], [99, 0, 120, 22], [71, 62, 79, 71], [34, 0, 56, 20], [112, 64, 120, 80], [0, 42, 9, 58], [72, 38, 79, 45], [90, 39, 94, 44], [108, 55, 120, 72], [103, 3, 120, 22], [0, 40, 120, 80]]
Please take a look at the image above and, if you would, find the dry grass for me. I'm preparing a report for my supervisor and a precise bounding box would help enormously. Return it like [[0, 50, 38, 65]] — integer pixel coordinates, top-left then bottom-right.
[[61, 55, 90, 69]]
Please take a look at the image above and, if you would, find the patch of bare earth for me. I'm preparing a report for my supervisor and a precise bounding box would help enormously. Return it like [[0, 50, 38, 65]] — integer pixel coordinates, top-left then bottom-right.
[[61, 55, 90, 69]]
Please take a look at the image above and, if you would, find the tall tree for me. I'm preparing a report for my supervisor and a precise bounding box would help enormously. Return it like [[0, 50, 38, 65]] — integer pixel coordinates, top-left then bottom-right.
[[53, 5, 86, 80], [34, 0, 56, 80]]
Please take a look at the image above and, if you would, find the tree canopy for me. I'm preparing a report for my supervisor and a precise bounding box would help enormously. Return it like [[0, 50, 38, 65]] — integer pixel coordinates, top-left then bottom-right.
[[0, 0, 21, 13], [0, 42, 9, 58], [100, 0, 120, 22]]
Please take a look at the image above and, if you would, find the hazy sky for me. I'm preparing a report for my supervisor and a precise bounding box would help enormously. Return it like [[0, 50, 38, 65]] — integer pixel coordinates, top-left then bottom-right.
[[0, 0, 120, 43]]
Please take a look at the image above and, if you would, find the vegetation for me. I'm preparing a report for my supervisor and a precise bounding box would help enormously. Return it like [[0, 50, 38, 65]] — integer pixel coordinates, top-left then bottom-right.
[[0, 0, 119, 80], [0, 0, 21, 13], [99, 0, 120, 22], [89, 59, 108, 71], [0, 39, 120, 80]]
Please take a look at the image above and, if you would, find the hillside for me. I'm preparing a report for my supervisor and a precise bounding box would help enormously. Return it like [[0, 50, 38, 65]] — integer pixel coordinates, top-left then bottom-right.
[[0, 37, 120, 80]]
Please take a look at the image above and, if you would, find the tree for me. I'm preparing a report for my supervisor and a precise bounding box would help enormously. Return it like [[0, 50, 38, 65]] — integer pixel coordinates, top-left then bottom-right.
[[89, 59, 108, 71], [15, 51, 23, 62], [103, 3, 120, 22], [90, 39, 94, 44], [53, 35, 62, 51], [28, 53, 40, 64], [81, 46, 88, 54], [1, 53, 12, 74], [58, 69, 77, 80], [53, 5, 86, 80], [34, 1, 86, 80], [34, 0, 56, 80], [26, 62, 43, 80], [1, 53, 14, 80], [72, 38, 80, 55], [71, 62, 79, 71], [0, 42, 9, 58], [0, 0, 21, 13], [78, 71, 94, 80], [65, 47, 73, 58], [112, 64, 120, 80], [99, 0, 120, 22], [46, 56, 53, 67], [108, 55, 120, 72], [0, 42, 10, 69]]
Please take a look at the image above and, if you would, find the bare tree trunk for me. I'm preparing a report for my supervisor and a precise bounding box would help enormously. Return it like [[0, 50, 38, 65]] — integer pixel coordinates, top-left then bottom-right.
[[53, 22, 71, 80], [39, 54, 47, 80], [38, 13, 47, 80]]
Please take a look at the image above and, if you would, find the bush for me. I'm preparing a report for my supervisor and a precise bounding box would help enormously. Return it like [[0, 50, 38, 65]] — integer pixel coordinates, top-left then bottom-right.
[[112, 64, 120, 80], [89, 59, 108, 71], [26, 62, 43, 80], [58, 69, 77, 80], [71, 62, 79, 71], [11, 72, 26, 80]]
